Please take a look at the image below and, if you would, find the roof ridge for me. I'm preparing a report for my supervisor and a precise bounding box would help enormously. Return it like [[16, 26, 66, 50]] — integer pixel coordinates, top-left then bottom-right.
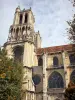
[[36, 44, 75, 55], [38, 44, 74, 50]]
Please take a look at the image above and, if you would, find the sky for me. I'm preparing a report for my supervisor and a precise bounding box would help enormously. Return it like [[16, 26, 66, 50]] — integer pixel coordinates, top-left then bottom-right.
[[0, 0, 75, 47]]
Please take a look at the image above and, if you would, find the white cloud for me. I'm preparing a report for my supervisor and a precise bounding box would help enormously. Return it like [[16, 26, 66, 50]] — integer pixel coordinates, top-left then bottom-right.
[[0, 0, 74, 47]]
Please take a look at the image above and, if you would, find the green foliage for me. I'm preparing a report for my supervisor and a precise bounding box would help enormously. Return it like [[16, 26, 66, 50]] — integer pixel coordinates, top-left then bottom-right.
[[0, 48, 23, 100], [67, 14, 75, 43]]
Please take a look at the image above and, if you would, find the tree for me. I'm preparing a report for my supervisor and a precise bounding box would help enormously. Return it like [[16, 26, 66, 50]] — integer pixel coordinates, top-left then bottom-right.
[[64, 81, 75, 100], [67, 0, 75, 43], [0, 48, 23, 100], [67, 14, 75, 43]]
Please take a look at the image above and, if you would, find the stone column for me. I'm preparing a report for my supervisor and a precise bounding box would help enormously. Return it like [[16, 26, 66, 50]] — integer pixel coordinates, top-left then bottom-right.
[[22, 13, 25, 24], [18, 28, 21, 40], [62, 51, 69, 87], [43, 53, 47, 100], [25, 92, 27, 100], [14, 11, 20, 25], [23, 42, 30, 67]]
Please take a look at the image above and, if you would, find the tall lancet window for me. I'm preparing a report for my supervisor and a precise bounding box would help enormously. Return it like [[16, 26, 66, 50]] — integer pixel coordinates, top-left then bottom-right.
[[53, 56, 59, 67], [19, 14, 23, 24], [22, 27, 26, 35], [38, 57, 43, 66], [11, 28, 13, 34], [11, 28, 13, 38], [16, 28, 19, 40], [24, 13, 28, 23], [69, 54, 75, 65]]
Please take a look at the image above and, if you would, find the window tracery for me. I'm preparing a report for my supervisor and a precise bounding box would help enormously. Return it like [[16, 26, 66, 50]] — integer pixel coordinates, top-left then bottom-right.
[[70, 70, 75, 83], [48, 71, 64, 88]]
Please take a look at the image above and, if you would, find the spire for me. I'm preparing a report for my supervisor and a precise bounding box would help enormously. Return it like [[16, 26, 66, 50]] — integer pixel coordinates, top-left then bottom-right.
[[30, 7, 31, 10], [17, 5, 20, 9], [16, 6, 20, 12], [38, 30, 40, 35]]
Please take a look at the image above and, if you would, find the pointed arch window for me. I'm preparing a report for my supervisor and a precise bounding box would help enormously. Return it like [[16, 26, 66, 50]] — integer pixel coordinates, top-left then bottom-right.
[[53, 56, 59, 66], [16, 28, 19, 40], [13, 46, 24, 62], [11, 28, 13, 37], [11, 28, 13, 33], [24, 13, 28, 23], [38, 57, 43, 66], [22, 27, 25, 35], [70, 70, 75, 83], [69, 54, 75, 65], [48, 71, 64, 88], [19, 14, 23, 24]]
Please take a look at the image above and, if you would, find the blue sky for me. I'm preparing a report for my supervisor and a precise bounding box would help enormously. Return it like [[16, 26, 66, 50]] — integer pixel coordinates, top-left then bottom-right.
[[0, 0, 75, 47]]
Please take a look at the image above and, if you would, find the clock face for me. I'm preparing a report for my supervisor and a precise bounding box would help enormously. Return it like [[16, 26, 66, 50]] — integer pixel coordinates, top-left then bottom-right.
[[32, 75, 41, 85]]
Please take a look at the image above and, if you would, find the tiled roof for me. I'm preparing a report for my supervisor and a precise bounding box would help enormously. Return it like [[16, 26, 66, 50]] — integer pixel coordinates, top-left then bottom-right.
[[36, 44, 75, 55]]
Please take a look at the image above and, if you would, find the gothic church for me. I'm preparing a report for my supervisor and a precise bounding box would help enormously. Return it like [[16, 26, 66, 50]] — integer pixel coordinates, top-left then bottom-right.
[[4, 6, 75, 100]]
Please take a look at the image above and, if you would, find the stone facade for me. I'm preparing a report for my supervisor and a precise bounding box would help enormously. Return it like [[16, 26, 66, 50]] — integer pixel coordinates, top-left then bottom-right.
[[4, 7, 75, 100]]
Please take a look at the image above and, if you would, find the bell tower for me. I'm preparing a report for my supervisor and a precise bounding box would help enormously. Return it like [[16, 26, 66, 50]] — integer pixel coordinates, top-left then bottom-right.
[[4, 6, 42, 100], [5, 6, 38, 67], [13, 6, 35, 30], [4, 7, 41, 99], [5, 6, 41, 67], [8, 6, 35, 43]]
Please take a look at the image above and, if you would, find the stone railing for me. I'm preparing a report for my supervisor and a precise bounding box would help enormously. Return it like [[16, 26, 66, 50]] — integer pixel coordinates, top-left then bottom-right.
[[46, 65, 64, 70], [67, 63, 75, 68], [47, 88, 65, 94]]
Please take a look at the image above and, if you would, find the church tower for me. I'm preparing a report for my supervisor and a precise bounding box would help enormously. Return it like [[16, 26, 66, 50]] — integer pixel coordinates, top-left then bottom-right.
[[4, 6, 41, 66], [4, 6, 41, 100]]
